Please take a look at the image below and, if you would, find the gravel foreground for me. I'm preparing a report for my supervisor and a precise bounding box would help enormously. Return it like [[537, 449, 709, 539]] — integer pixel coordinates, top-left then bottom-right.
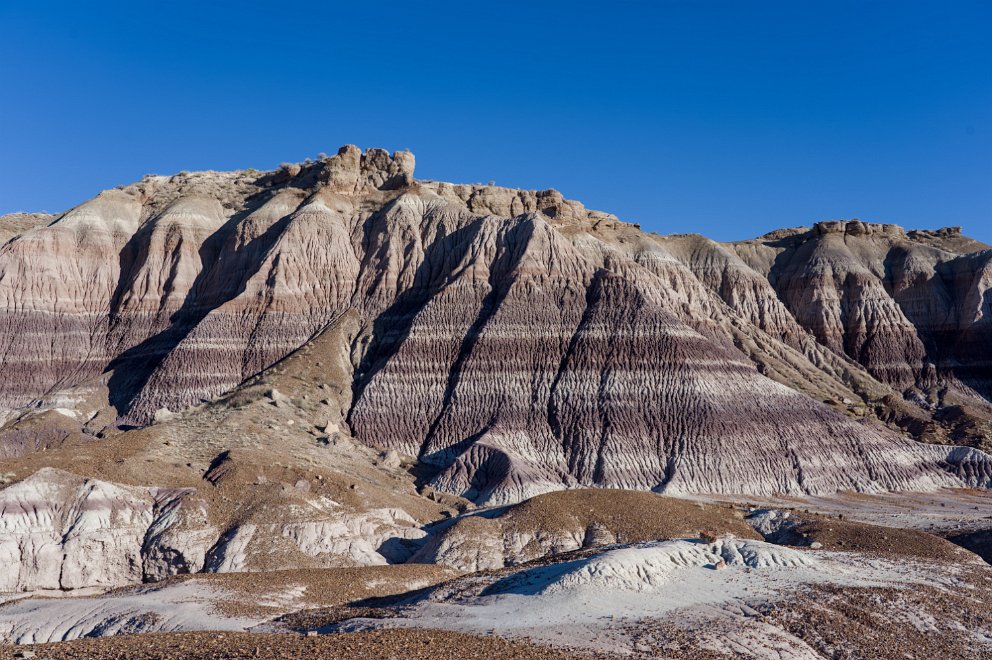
[[2, 630, 591, 660]]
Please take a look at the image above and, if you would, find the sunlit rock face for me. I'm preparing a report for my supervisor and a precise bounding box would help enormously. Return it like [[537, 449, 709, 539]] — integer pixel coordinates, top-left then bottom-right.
[[0, 468, 213, 592], [0, 146, 990, 506]]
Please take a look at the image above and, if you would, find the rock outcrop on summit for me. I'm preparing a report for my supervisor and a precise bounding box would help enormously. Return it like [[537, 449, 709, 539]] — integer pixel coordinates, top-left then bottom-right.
[[0, 146, 990, 507]]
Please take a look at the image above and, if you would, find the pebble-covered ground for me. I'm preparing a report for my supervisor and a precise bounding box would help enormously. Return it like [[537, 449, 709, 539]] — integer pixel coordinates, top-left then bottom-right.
[[4, 630, 595, 660]]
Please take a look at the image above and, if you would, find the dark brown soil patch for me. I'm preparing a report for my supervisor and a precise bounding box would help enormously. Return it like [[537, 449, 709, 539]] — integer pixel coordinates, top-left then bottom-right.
[[783, 512, 977, 561], [10, 629, 595, 659], [501, 489, 760, 542]]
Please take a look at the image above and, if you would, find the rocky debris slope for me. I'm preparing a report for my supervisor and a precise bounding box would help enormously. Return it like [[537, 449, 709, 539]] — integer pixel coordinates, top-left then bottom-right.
[[0, 336, 460, 594], [410, 489, 759, 571], [745, 507, 975, 560], [0, 410, 90, 459], [0, 146, 990, 509]]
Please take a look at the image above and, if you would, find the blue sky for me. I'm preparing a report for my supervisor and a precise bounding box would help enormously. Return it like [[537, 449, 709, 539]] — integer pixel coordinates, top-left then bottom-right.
[[1, 1, 989, 242]]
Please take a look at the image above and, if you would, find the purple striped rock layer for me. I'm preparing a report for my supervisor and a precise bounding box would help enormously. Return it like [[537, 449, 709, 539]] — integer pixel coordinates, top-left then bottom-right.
[[1, 146, 990, 505]]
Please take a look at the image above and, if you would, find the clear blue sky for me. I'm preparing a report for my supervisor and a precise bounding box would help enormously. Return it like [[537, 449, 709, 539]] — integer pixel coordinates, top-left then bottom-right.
[[1, 1, 989, 242]]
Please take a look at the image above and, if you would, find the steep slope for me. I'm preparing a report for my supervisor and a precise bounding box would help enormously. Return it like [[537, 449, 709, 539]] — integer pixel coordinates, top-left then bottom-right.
[[732, 221, 992, 447], [0, 146, 989, 509], [0, 191, 142, 416], [0, 332, 459, 593]]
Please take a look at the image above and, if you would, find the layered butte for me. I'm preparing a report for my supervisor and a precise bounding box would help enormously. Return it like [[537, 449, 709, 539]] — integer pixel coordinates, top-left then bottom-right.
[[0, 145, 990, 505]]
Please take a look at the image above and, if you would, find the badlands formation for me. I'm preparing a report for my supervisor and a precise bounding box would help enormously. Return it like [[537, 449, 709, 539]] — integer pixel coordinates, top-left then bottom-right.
[[0, 146, 990, 657]]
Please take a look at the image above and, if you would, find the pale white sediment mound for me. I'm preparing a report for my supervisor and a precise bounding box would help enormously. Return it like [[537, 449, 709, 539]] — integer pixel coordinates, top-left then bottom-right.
[[0, 582, 256, 644], [0, 468, 213, 592], [487, 538, 816, 596], [0, 465, 431, 593]]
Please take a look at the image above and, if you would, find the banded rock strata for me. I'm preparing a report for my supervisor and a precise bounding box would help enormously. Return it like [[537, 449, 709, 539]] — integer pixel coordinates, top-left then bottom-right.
[[0, 145, 990, 511]]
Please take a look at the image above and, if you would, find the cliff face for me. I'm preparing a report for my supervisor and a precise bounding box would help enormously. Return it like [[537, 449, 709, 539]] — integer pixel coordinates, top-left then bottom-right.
[[0, 146, 990, 507], [731, 221, 992, 445]]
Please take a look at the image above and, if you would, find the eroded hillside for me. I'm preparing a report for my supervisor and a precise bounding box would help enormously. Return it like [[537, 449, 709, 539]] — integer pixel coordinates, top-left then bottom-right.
[[0, 145, 990, 510]]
